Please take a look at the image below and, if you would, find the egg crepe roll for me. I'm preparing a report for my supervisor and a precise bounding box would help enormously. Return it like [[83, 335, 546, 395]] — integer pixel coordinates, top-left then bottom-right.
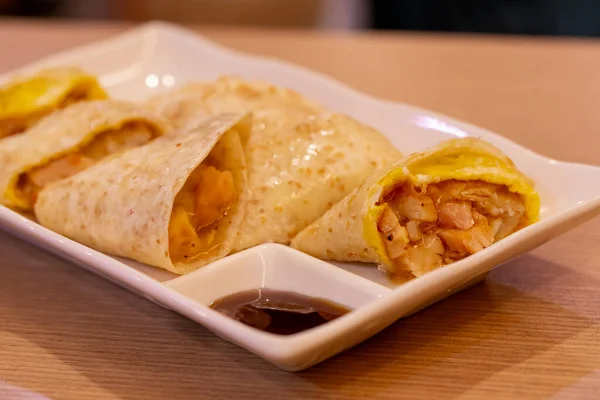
[[34, 113, 250, 274], [291, 138, 541, 279], [0, 67, 107, 138], [147, 76, 402, 252], [0, 100, 168, 211]]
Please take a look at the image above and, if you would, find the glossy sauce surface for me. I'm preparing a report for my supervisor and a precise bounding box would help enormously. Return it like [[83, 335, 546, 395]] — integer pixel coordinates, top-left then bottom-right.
[[209, 289, 351, 335]]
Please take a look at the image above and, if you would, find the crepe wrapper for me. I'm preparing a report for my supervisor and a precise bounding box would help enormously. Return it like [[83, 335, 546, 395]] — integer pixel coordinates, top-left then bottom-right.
[[34, 113, 250, 274], [0, 66, 107, 138], [147, 76, 402, 251], [291, 137, 541, 277], [0, 100, 169, 210]]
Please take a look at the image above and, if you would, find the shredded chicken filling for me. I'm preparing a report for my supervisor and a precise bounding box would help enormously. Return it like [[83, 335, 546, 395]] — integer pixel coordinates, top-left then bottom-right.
[[17, 122, 156, 205], [377, 180, 527, 276], [168, 165, 236, 263]]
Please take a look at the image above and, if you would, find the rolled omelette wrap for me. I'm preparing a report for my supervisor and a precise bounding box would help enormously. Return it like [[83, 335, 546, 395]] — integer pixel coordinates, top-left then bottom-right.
[[34, 113, 250, 274], [0, 100, 168, 211], [0, 66, 107, 138], [147, 76, 402, 252], [291, 138, 541, 279]]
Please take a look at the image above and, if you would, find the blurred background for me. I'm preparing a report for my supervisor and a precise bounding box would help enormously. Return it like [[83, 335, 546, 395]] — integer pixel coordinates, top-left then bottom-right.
[[2, 0, 600, 37]]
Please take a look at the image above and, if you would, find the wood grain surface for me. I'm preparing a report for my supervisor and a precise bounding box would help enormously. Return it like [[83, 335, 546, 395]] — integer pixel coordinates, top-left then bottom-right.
[[1, 19, 600, 400]]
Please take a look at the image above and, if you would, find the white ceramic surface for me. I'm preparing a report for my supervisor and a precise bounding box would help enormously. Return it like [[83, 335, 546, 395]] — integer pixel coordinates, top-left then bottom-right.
[[2, 21, 600, 371]]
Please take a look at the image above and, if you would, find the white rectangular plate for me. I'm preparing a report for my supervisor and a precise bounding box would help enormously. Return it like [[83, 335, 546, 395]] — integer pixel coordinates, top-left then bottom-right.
[[2, 21, 600, 371]]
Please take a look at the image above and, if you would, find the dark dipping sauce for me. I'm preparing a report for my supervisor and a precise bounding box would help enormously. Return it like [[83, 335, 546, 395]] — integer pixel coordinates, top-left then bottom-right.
[[209, 289, 351, 335]]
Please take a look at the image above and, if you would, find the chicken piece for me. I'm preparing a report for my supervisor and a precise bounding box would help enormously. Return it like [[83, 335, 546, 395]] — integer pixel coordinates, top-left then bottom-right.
[[489, 217, 503, 238], [401, 247, 442, 276], [400, 234, 444, 276], [405, 220, 422, 242], [25, 153, 94, 188], [438, 201, 474, 230], [427, 180, 466, 204], [466, 190, 525, 218], [388, 186, 437, 222], [422, 233, 445, 255], [378, 206, 409, 259], [458, 182, 526, 237], [438, 212, 495, 255], [194, 166, 236, 228], [494, 213, 523, 240], [431, 180, 525, 218]]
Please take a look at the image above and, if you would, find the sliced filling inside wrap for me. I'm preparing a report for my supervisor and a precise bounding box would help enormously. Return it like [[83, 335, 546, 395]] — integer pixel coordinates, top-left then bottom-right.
[[378, 179, 527, 277], [169, 165, 236, 263], [168, 131, 242, 264], [17, 122, 160, 207]]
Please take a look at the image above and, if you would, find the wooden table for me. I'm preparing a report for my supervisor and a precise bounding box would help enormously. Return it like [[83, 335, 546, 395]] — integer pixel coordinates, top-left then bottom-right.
[[1, 19, 600, 400]]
